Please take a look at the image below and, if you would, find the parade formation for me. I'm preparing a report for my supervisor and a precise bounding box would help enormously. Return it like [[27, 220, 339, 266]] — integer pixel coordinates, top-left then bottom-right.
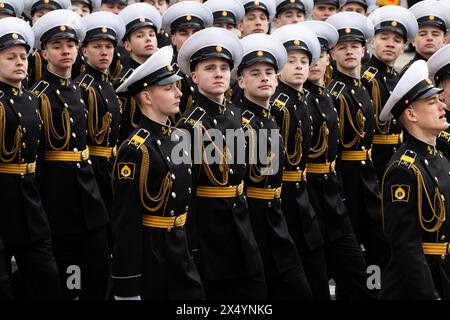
[[1, 0, 450, 301]]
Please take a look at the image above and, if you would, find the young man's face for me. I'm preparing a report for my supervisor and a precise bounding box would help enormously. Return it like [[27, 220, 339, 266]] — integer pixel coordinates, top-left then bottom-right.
[[82, 39, 115, 72], [142, 0, 168, 15], [371, 30, 405, 65], [71, 2, 91, 17], [413, 26, 445, 59], [279, 50, 310, 89], [100, 3, 127, 14], [140, 82, 182, 117], [331, 40, 364, 72], [32, 8, 51, 25], [191, 58, 231, 99], [42, 38, 79, 70], [404, 93, 448, 135], [238, 9, 270, 36], [238, 62, 278, 102], [124, 27, 158, 61], [171, 28, 200, 52], [312, 4, 336, 21], [0, 45, 28, 85], [308, 50, 329, 84], [275, 8, 305, 27], [340, 3, 366, 15]]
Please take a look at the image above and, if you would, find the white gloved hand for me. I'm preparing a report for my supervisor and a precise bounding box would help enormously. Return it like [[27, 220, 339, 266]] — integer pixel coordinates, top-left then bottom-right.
[[114, 295, 141, 300]]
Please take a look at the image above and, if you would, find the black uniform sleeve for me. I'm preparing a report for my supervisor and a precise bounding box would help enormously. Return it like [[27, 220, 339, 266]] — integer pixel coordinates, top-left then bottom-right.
[[383, 165, 440, 299], [111, 144, 144, 297]]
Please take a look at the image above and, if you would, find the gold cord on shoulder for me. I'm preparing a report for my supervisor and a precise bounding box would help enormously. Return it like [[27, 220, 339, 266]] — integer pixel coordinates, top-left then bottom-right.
[[309, 121, 329, 158], [87, 87, 112, 145], [338, 94, 365, 148], [40, 93, 71, 150], [0, 102, 21, 162]]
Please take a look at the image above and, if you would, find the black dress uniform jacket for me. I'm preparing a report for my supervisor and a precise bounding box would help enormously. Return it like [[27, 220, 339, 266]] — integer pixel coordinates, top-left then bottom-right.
[[329, 70, 389, 268], [270, 81, 323, 253], [362, 56, 402, 181], [33, 70, 109, 234], [178, 93, 264, 282], [381, 136, 450, 299], [113, 55, 141, 145], [26, 49, 47, 88], [0, 81, 50, 245], [304, 80, 353, 242], [241, 97, 302, 276], [75, 64, 122, 212], [111, 116, 204, 299]]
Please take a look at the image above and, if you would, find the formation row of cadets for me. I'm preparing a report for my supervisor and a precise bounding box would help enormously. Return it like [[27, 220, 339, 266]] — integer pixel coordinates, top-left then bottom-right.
[[1, 2, 450, 297]]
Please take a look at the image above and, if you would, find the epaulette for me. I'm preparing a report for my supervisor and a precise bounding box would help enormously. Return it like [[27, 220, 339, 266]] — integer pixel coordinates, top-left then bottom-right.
[[329, 81, 345, 99], [184, 107, 206, 128], [362, 66, 378, 82], [439, 130, 450, 142], [120, 68, 134, 83], [272, 93, 289, 110], [30, 80, 49, 98], [242, 110, 255, 129], [78, 74, 94, 91], [398, 150, 417, 169], [128, 128, 150, 149]]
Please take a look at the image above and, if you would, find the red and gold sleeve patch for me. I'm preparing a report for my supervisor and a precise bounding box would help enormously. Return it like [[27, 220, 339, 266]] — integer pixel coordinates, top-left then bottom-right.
[[118, 162, 136, 180], [391, 184, 410, 202]]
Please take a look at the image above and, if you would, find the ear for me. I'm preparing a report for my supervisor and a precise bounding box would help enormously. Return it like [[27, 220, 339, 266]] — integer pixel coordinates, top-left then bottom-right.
[[330, 48, 336, 61], [404, 107, 418, 122], [41, 49, 48, 61], [237, 21, 244, 34], [170, 33, 177, 47], [274, 18, 281, 27], [123, 39, 132, 53], [360, 45, 365, 56], [237, 75, 245, 90], [325, 52, 330, 66], [81, 46, 88, 58]]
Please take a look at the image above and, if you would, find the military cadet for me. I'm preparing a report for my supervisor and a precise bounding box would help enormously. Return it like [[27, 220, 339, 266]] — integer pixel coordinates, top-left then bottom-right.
[[162, 1, 213, 117], [111, 45, 204, 300], [71, 0, 100, 17], [32, 9, 110, 299], [140, 0, 171, 48], [0, 0, 24, 18], [399, 0, 450, 77], [302, 20, 374, 300], [177, 27, 267, 300], [380, 60, 450, 299], [238, 0, 275, 37], [339, 0, 367, 15], [327, 12, 390, 275], [0, 16, 61, 300], [25, 0, 72, 87], [428, 44, 450, 160], [75, 11, 125, 249], [204, 0, 245, 35], [363, 6, 418, 182], [114, 3, 161, 145], [100, 0, 127, 14], [270, 24, 329, 300], [274, 0, 313, 27], [311, 0, 338, 21], [238, 33, 313, 299]]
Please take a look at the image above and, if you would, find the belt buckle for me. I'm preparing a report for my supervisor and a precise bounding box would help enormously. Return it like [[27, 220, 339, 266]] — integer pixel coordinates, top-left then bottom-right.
[[237, 182, 244, 196], [174, 215, 183, 228], [26, 163, 34, 174], [81, 148, 89, 161]]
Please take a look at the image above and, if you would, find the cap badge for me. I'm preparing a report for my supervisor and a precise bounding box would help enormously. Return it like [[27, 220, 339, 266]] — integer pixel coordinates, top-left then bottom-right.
[[166, 64, 174, 72], [222, 11, 228, 17], [345, 28, 351, 34], [391, 21, 398, 27], [215, 46, 223, 53], [429, 15, 435, 21], [256, 50, 264, 57], [139, 17, 145, 23], [11, 33, 18, 40], [43, 0, 50, 3], [290, 0, 296, 3], [254, 0, 260, 5], [0, 3, 4, 8], [293, 39, 300, 46], [186, 15, 192, 21], [59, 25, 66, 32], [101, 27, 108, 33]]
